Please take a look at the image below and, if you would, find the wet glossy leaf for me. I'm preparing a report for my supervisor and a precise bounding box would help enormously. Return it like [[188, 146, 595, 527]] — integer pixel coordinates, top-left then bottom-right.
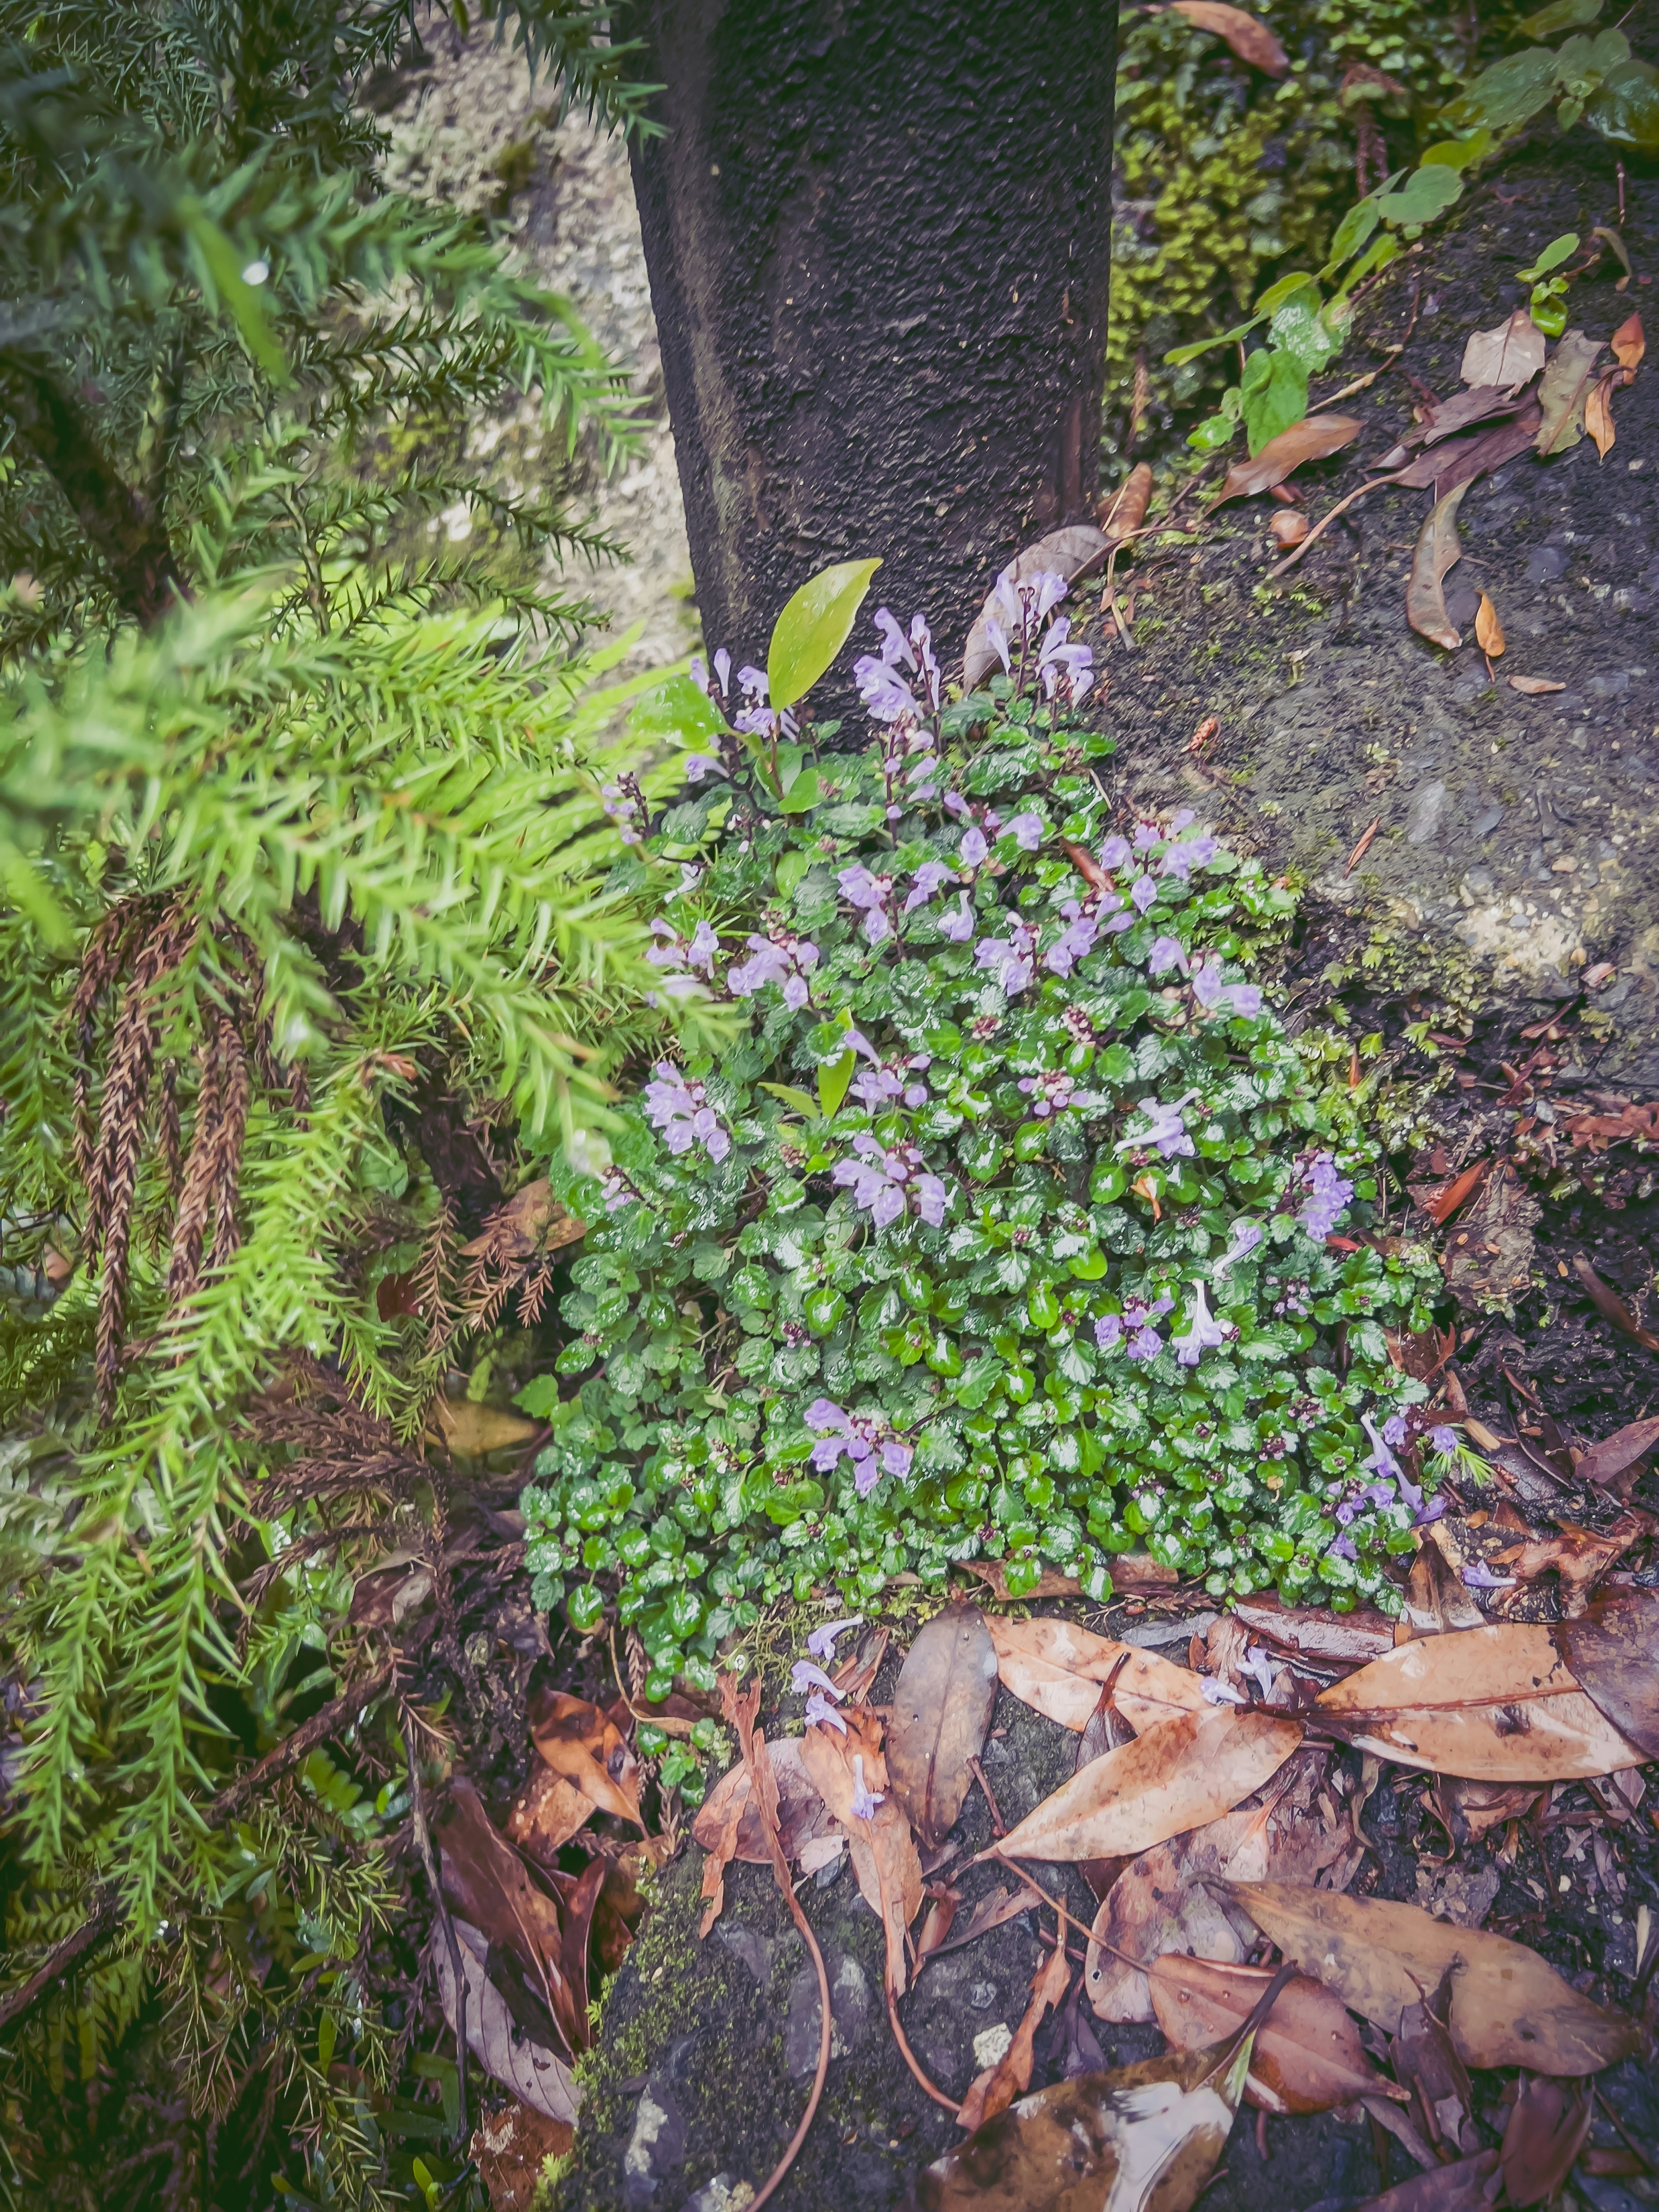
[[995, 1708, 1302, 1866], [901, 2022, 1258, 2212], [1211, 414, 1362, 505], [1406, 483, 1471, 650], [1576, 1412, 1659, 1492], [987, 1613, 1205, 1735], [957, 1942, 1073, 2130], [1474, 594, 1506, 656], [888, 1604, 999, 1849], [1500, 2074, 1595, 2206], [1167, 1, 1288, 73], [1148, 1955, 1398, 2114], [1376, 166, 1464, 226], [1230, 1596, 1394, 1665], [1535, 328, 1606, 456], [436, 1778, 571, 2029], [1611, 310, 1645, 369], [1574, 1254, 1659, 1348], [1314, 1621, 1643, 1780], [1557, 1588, 1659, 1756], [629, 671, 725, 748], [528, 1689, 645, 1830], [1392, 408, 1542, 496], [767, 558, 882, 712], [1227, 1882, 1643, 2072], [1461, 308, 1548, 388], [1390, 1971, 1475, 2155], [1240, 347, 1309, 456], [432, 1916, 581, 2124], [1585, 57, 1659, 152], [1441, 47, 1560, 133], [692, 1735, 836, 1866]]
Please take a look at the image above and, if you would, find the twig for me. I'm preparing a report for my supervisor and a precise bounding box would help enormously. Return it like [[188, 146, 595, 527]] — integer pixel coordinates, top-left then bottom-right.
[[969, 1754, 1006, 1837], [403, 1705, 468, 2146], [1309, 350, 1403, 413], [1597, 2089, 1654, 2173], [1345, 818, 1381, 876], [1267, 471, 1408, 579], [207, 1665, 395, 1825], [0, 1893, 122, 2035]]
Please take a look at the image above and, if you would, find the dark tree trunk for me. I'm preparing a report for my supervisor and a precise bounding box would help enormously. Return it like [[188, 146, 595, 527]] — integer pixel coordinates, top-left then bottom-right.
[[626, 0, 1119, 681]]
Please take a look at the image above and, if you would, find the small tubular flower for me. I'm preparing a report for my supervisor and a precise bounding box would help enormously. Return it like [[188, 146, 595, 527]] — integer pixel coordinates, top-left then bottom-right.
[[849, 1754, 884, 1820], [1170, 1282, 1227, 1367], [642, 1063, 730, 1162]]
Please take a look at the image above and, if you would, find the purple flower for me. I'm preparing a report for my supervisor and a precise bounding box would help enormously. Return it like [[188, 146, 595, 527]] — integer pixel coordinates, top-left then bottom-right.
[[938, 894, 976, 943], [874, 606, 913, 668], [1461, 1560, 1516, 1592], [807, 1615, 864, 1662], [792, 1660, 842, 1699], [849, 1754, 884, 1821], [1298, 1152, 1354, 1241], [1191, 958, 1263, 1019], [912, 1176, 948, 1230], [1241, 1646, 1278, 1700], [1098, 836, 1131, 871], [1116, 1091, 1200, 1161], [806, 1399, 913, 1499], [1428, 1424, 1458, 1455], [1160, 835, 1220, 882], [1006, 811, 1044, 852], [1211, 1220, 1263, 1279], [960, 826, 989, 868], [1382, 1412, 1408, 1448], [1201, 1676, 1247, 1706], [728, 931, 820, 1009], [1096, 1293, 1174, 1361], [805, 1690, 847, 1734], [690, 646, 732, 702], [832, 1132, 948, 1230], [642, 1063, 731, 1163], [1360, 1415, 1402, 1482], [1037, 621, 1094, 708], [684, 754, 716, 783], [1132, 822, 1162, 852], [838, 864, 893, 946], [903, 861, 957, 914], [1130, 874, 1159, 915], [882, 1438, 915, 1477], [1171, 1282, 1227, 1367], [1044, 901, 1099, 977], [855, 654, 918, 723], [975, 918, 1039, 994], [1394, 1465, 1446, 1527], [1147, 935, 1188, 977], [1328, 1532, 1358, 1562], [943, 792, 970, 820]]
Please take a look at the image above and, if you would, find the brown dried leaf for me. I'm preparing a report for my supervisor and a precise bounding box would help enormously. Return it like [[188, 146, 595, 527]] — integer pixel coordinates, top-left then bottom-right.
[[1557, 1588, 1659, 1757], [1211, 414, 1363, 505], [436, 1778, 571, 2031], [957, 1943, 1073, 2132], [962, 529, 1112, 686], [887, 1603, 999, 1849], [1168, 0, 1290, 73], [1148, 1955, 1396, 2114], [505, 1762, 595, 1864], [1536, 329, 1606, 458], [899, 2016, 1261, 2212], [528, 1689, 645, 1831], [1085, 1808, 1262, 2024], [1414, 383, 1536, 448], [691, 1735, 834, 1867], [1461, 308, 1547, 389], [1586, 372, 1618, 459], [1314, 1622, 1644, 1780], [1226, 1882, 1643, 2072], [995, 1707, 1302, 1866], [1491, 1517, 1644, 1615], [432, 1398, 540, 1456], [1474, 594, 1505, 658], [1611, 311, 1645, 371], [987, 1613, 1206, 1735], [922, 1878, 1048, 1963], [1392, 408, 1541, 495], [1230, 1595, 1394, 1666], [1577, 1415, 1659, 1494], [798, 1715, 923, 2001], [470, 2100, 575, 2212], [1391, 1972, 1475, 2154], [1101, 462, 1154, 543], [1352, 2150, 1502, 2212], [432, 1917, 580, 2125], [1406, 482, 1470, 651], [1510, 674, 1566, 694], [1443, 1778, 1544, 1842], [1573, 1255, 1659, 1351], [1420, 1157, 1490, 1226], [1500, 2074, 1595, 2207]]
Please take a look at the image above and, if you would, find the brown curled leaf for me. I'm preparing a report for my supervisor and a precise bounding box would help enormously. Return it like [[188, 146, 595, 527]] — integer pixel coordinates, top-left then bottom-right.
[[1406, 482, 1471, 651]]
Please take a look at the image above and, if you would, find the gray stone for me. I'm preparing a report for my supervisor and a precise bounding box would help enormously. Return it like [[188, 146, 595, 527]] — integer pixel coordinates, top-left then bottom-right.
[[624, 2076, 688, 2206], [712, 1922, 770, 1987], [1452, 677, 1483, 705], [1443, 579, 1481, 630], [1471, 806, 1503, 839], [1404, 779, 1448, 846], [678, 2176, 754, 2212], [1463, 866, 1495, 897], [783, 1952, 874, 2078], [1526, 544, 1568, 583], [1589, 669, 1632, 699], [968, 1979, 999, 2010]]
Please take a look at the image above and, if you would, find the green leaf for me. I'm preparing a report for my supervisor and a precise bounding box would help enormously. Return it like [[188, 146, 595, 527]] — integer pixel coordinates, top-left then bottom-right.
[[1520, 0, 1600, 32], [1163, 313, 1264, 367], [1268, 292, 1342, 374], [1332, 231, 1402, 300], [1186, 412, 1238, 452], [178, 203, 290, 384], [1584, 58, 1659, 150], [1375, 165, 1464, 227], [776, 849, 811, 897], [1440, 46, 1561, 131], [318, 2014, 337, 2070], [1239, 349, 1309, 456], [1517, 231, 1580, 281], [1253, 270, 1319, 316], [1319, 197, 1379, 274], [1417, 129, 1499, 170], [817, 1049, 856, 1119], [630, 672, 724, 747], [758, 1081, 821, 1118], [767, 558, 882, 712], [515, 1374, 563, 1417], [779, 766, 821, 814]]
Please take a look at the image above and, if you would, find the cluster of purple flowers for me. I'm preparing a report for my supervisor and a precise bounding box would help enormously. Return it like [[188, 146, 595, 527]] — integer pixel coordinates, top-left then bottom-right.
[[728, 931, 820, 1010], [805, 1398, 915, 1497], [848, 1032, 931, 1112], [600, 774, 647, 846], [837, 864, 896, 946], [856, 607, 944, 727], [1095, 1292, 1176, 1360], [1170, 1281, 1230, 1367], [645, 917, 720, 999], [1017, 1069, 1092, 1120], [687, 646, 795, 749], [831, 1133, 948, 1228], [641, 1062, 730, 1163], [1326, 1409, 1449, 1564], [1114, 1090, 1201, 1161], [979, 569, 1095, 707], [1146, 936, 1263, 1019], [1297, 1152, 1354, 1241], [974, 916, 1039, 993], [1211, 1218, 1264, 1278]]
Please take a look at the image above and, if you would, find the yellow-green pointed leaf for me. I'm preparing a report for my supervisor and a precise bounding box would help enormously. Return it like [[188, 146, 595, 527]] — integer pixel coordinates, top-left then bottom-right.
[[178, 204, 289, 384], [767, 558, 881, 712], [817, 1048, 856, 1119]]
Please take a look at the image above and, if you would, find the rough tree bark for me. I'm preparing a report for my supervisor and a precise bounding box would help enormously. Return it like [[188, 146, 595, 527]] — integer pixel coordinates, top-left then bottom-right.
[[626, 0, 1119, 674]]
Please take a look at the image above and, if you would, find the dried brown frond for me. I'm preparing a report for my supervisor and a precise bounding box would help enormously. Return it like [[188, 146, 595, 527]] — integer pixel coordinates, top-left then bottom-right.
[[237, 1520, 386, 1620], [166, 1029, 222, 1313], [154, 1058, 183, 1200], [415, 1197, 460, 1360], [69, 895, 157, 1188], [516, 1259, 556, 1328], [248, 1360, 433, 1511], [625, 1626, 648, 1702]]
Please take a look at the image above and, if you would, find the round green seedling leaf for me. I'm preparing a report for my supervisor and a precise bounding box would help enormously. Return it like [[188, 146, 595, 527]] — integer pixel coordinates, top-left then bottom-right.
[[1375, 165, 1464, 227], [1516, 231, 1580, 281], [1320, 197, 1379, 274], [1520, 0, 1602, 33], [1240, 348, 1309, 457], [767, 557, 882, 712], [1585, 58, 1659, 150]]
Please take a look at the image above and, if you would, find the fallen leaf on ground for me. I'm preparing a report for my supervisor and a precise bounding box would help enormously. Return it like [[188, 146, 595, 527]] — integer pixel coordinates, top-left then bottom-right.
[[1413, 383, 1537, 448], [995, 1707, 1302, 1866], [436, 1778, 576, 2047], [1573, 1255, 1659, 1351], [1491, 1516, 1643, 1615], [1474, 594, 1505, 658], [1535, 329, 1606, 457], [1442, 1160, 1540, 1311], [1611, 311, 1644, 371], [461, 1179, 585, 1260], [1101, 463, 1154, 543], [1586, 372, 1619, 458], [1557, 1587, 1659, 1757], [1406, 482, 1471, 650], [1510, 674, 1566, 694], [506, 1763, 595, 1864], [798, 1715, 923, 2000], [957, 1942, 1073, 2131], [1168, 0, 1288, 73], [1231, 1595, 1394, 1666], [1400, 1532, 1487, 1638], [692, 1735, 835, 1868], [470, 2100, 574, 2212], [888, 1604, 999, 1849], [1148, 1955, 1399, 2114], [432, 1916, 580, 2125], [1461, 308, 1546, 388], [528, 1689, 644, 1831], [1392, 407, 1542, 496], [1314, 1621, 1644, 1780], [921, 1878, 1048, 1964], [1419, 1157, 1491, 1225], [1576, 1414, 1659, 1494], [433, 1398, 540, 1456], [1211, 414, 1363, 505], [1501, 2074, 1595, 2208], [962, 529, 1112, 686], [1351, 2151, 1502, 2212], [900, 2005, 1264, 2212], [959, 1553, 1175, 1603], [1391, 1971, 1477, 2154], [1226, 1882, 1643, 2072], [987, 1614, 1206, 1734], [1442, 1777, 1545, 1842]]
